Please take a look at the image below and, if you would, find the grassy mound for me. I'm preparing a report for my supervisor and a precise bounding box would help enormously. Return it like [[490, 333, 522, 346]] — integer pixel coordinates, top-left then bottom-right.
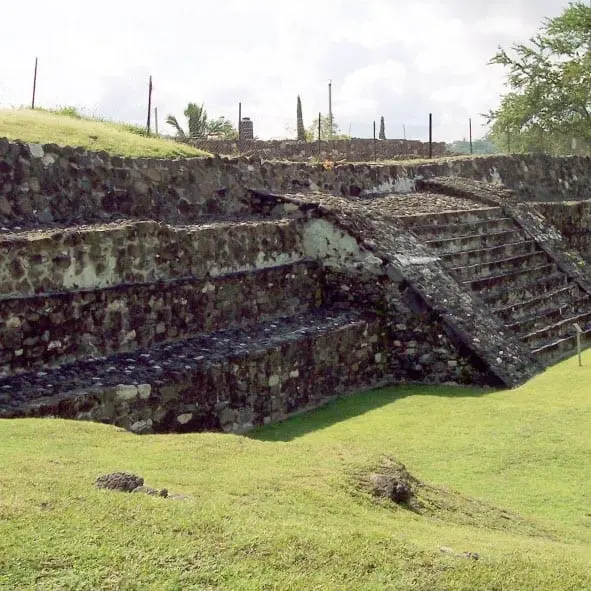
[[1, 352, 590, 590], [0, 108, 209, 158]]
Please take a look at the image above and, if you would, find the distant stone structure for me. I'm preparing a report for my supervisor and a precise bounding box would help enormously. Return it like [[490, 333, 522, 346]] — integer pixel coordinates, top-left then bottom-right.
[[189, 137, 446, 161], [239, 117, 254, 140]]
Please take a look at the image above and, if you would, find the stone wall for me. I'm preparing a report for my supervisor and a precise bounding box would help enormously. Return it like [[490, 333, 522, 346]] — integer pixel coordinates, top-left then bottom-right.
[[534, 201, 591, 262], [0, 219, 304, 295], [0, 262, 323, 373], [2, 138, 591, 230], [4, 308, 491, 434], [188, 138, 447, 162], [3, 137, 591, 433]]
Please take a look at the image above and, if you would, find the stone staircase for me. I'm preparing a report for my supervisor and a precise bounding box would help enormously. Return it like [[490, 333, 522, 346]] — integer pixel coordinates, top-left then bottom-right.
[[398, 206, 591, 365]]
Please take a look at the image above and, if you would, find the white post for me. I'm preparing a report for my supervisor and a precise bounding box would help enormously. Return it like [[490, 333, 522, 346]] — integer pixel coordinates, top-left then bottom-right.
[[574, 323, 583, 367]]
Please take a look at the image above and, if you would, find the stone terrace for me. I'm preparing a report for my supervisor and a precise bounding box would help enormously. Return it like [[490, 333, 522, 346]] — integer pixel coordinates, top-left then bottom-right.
[[0, 190, 498, 433], [2, 140, 591, 433]]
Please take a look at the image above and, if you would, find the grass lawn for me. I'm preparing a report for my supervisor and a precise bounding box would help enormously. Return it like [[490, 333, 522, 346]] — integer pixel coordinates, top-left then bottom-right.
[[0, 108, 209, 159], [1, 352, 590, 590]]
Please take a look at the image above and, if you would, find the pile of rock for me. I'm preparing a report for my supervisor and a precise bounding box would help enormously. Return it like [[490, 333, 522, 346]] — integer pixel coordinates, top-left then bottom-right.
[[95, 472, 169, 498]]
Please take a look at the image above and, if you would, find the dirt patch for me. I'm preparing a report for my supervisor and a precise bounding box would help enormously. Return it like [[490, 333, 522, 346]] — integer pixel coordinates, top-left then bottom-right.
[[354, 457, 559, 540]]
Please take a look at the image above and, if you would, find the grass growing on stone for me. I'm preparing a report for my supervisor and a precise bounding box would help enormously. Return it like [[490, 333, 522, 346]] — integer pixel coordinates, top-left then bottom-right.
[[0, 108, 209, 159], [1, 352, 590, 590]]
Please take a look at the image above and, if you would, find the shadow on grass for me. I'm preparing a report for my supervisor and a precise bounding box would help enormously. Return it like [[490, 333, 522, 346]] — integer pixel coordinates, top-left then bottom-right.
[[248, 383, 498, 442]]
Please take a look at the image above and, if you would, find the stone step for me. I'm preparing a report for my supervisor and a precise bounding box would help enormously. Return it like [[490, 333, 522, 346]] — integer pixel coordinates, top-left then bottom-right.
[[448, 251, 550, 282], [0, 261, 324, 374], [493, 283, 586, 322], [0, 218, 305, 297], [425, 229, 527, 254], [439, 241, 538, 268], [398, 207, 504, 228], [0, 308, 390, 434], [466, 263, 559, 297], [521, 310, 591, 349], [505, 295, 591, 336], [531, 328, 591, 363], [409, 217, 519, 240], [483, 273, 570, 309]]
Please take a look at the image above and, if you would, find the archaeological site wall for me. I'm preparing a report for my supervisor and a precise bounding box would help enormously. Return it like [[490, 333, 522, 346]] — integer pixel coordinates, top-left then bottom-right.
[[533, 201, 591, 262], [187, 138, 448, 161], [1, 139, 590, 232], [1, 137, 591, 433]]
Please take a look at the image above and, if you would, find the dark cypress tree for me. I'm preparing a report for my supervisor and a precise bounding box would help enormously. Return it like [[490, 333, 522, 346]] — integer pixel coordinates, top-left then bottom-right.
[[297, 95, 306, 141], [379, 116, 386, 140]]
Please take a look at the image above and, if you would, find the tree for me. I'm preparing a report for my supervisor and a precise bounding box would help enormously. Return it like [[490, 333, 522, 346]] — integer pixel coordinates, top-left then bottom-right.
[[166, 102, 237, 140], [486, 2, 591, 155], [305, 114, 348, 141], [447, 137, 500, 155], [379, 116, 386, 140], [296, 96, 306, 141]]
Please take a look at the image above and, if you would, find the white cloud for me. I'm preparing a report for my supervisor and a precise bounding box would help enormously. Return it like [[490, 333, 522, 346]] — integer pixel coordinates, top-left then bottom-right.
[[0, 0, 574, 142]]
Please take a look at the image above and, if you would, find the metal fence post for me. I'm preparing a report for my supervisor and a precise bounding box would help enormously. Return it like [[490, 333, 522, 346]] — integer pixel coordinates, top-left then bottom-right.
[[428, 113, 433, 159]]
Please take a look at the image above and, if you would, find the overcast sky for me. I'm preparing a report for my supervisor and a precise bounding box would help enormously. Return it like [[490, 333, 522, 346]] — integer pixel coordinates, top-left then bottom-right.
[[0, 0, 570, 142]]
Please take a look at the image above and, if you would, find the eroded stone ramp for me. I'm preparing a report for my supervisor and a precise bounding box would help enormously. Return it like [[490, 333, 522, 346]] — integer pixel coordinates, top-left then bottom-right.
[[399, 205, 591, 364]]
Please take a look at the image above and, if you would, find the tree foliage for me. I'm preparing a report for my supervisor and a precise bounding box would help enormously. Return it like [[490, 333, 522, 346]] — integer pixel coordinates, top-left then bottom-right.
[[305, 114, 349, 141], [447, 137, 500, 155], [166, 103, 237, 140], [486, 2, 591, 154]]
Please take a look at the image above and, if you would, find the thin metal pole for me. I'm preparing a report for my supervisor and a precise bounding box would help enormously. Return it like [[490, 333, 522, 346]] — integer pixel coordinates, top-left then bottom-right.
[[469, 117, 473, 155], [403, 124, 407, 156], [575, 323, 583, 366], [31, 57, 38, 109], [328, 80, 333, 141], [238, 102, 242, 141], [154, 107, 159, 135], [146, 75, 152, 135], [318, 112, 322, 158], [428, 113, 433, 159]]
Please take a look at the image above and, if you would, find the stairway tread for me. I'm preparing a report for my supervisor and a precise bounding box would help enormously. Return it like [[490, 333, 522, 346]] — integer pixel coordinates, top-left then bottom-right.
[[462, 263, 558, 288], [426, 230, 525, 245], [397, 206, 503, 226], [411, 217, 516, 234], [492, 282, 579, 314], [531, 326, 591, 357], [439, 240, 536, 261], [484, 272, 570, 306], [448, 251, 549, 277], [521, 310, 591, 342], [505, 295, 590, 331]]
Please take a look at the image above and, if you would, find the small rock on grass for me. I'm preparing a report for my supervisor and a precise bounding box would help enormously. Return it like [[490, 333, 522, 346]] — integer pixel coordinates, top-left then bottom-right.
[[95, 473, 172, 498]]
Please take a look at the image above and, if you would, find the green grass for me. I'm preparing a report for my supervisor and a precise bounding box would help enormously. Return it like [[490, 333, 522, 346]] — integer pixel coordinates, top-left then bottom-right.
[[1, 352, 591, 590], [0, 108, 209, 158]]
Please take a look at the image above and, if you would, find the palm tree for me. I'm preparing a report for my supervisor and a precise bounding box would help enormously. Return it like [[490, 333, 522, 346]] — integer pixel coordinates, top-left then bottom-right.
[[166, 102, 209, 139]]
